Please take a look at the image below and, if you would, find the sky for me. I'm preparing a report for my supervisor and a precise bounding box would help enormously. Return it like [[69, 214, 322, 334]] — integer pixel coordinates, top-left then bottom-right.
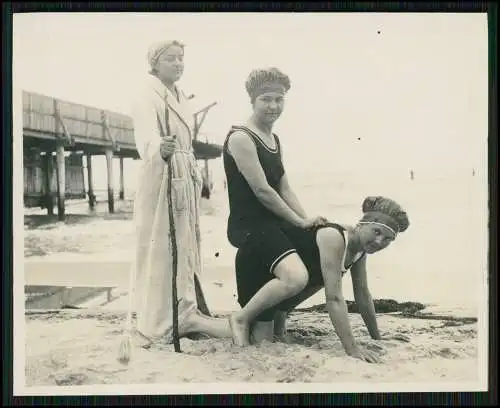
[[13, 12, 489, 187]]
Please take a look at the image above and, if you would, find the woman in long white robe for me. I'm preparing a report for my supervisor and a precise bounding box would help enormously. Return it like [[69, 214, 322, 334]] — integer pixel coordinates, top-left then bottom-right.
[[130, 40, 230, 345]]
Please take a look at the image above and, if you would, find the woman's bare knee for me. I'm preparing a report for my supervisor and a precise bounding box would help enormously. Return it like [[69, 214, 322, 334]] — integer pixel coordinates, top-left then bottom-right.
[[273, 253, 309, 294]]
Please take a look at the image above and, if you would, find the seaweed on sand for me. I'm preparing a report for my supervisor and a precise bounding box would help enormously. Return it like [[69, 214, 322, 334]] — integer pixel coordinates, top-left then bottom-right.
[[293, 299, 477, 326], [294, 299, 426, 315]]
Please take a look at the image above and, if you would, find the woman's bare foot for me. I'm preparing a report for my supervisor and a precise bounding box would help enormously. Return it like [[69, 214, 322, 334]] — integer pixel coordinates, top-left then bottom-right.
[[178, 312, 200, 338], [228, 313, 250, 346], [183, 311, 210, 340]]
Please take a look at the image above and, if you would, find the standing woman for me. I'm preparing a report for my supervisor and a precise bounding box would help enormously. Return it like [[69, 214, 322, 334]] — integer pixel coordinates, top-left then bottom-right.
[[129, 40, 230, 346]]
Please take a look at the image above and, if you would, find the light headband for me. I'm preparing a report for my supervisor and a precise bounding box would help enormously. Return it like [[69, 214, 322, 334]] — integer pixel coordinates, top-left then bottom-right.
[[250, 83, 287, 101], [358, 221, 398, 237]]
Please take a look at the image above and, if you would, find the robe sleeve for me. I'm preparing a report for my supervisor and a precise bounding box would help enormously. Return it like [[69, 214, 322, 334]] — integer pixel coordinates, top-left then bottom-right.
[[132, 85, 163, 162]]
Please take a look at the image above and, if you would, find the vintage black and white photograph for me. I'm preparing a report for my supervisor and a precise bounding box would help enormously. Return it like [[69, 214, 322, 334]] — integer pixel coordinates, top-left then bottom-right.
[[13, 11, 489, 395]]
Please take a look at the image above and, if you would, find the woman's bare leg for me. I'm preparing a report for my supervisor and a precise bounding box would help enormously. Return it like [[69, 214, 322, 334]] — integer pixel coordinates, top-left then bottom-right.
[[273, 284, 323, 342], [181, 310, 232, 339], [229, 253, 309, 346]]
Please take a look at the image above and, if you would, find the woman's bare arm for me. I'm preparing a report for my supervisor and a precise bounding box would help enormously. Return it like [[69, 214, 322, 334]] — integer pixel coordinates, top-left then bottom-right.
[[351, 256, 382, 340], [316, 228, 359, 354], [227, 131, 305, 227], [278, 173, 308, 219]]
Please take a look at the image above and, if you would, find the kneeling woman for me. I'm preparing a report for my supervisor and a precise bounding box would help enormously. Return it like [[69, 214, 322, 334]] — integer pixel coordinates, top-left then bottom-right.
[[236, 196, 410, 363]]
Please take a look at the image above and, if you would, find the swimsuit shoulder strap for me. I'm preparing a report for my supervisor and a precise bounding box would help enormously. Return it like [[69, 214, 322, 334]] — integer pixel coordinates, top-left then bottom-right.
[[340, 229, 349, 273], [317, 222, 349, 272]]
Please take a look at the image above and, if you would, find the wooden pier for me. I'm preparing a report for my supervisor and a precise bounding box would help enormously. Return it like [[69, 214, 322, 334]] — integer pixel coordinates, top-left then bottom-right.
[[23, 90, 222, 220]]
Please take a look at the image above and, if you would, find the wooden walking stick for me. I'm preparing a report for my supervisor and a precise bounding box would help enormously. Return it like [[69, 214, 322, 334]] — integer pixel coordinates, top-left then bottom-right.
[[163, 101, 182, 353], [166, 157, 181, 352]]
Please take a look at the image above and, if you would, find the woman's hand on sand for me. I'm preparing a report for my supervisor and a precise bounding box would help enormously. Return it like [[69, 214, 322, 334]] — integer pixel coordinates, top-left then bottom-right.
[[160, 135, 177, 161], [347, 346, 382, 364], [300, 216, 328, 229]]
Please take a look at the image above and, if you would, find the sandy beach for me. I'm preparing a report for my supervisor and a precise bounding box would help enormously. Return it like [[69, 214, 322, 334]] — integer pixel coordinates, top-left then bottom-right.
[[25, 308, 478, 387], [21, 170, 487, 391]]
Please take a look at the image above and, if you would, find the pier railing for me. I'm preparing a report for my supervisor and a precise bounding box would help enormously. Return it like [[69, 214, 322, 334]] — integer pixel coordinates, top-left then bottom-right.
[[22, 91, 136, 150]]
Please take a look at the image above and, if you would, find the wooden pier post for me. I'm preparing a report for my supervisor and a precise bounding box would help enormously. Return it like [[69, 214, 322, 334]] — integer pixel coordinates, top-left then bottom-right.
[[55, 144, 66, 221], [86, 154, 96, 209], [204, 159, 209, 181], [202, 158, 211, 199], [43, 152, 54, 216], [119, 157, 125, 200], [105, 148, 115, 213]]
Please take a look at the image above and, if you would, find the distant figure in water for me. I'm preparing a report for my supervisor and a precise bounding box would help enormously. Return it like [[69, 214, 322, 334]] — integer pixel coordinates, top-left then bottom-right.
[[234, 196, 411, 363], [410, 170, 414, 180], [472, 169, 475, 177]]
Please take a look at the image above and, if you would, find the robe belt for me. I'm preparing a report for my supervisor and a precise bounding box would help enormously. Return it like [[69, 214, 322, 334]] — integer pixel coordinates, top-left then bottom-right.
[[171, 149, 202, 186]]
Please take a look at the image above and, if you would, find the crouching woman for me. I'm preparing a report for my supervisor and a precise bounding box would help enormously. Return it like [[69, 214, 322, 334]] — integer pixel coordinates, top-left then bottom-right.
[[238, 196, 411, 363]]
